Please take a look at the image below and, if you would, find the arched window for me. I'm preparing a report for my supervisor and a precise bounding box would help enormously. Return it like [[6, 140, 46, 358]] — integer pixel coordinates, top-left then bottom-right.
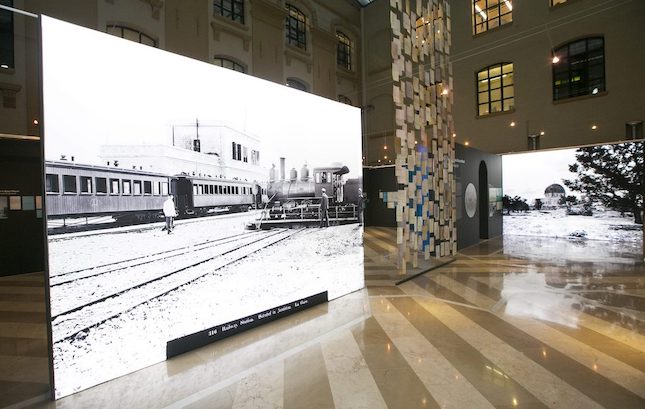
[[214, 0, 244, 24], [473, 0, 512, 35], [285, 4, 307, 50], [286, 78, 308, 92], [552, 37, 605, 101], [106, 25, 157, 47], [214, 57, 246, 73], [338, 95, 352, 105], [476, 63, 514, 116], [336, 31, 352, 70]]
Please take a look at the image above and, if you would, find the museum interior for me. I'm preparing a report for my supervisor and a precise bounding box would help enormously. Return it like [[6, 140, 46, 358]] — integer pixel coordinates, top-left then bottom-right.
[[1, 0, 644, 408]]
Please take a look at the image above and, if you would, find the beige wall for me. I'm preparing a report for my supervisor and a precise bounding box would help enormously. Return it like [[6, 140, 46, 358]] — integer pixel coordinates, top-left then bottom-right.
[[450, 0, 645, 153]]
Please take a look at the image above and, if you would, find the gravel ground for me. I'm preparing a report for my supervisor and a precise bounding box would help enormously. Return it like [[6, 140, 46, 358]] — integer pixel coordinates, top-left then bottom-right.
[[48, 217, 363, 398]]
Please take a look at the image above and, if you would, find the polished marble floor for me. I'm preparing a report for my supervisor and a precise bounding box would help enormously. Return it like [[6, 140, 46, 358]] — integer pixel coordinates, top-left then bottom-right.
[[3, 234, 645, 408]]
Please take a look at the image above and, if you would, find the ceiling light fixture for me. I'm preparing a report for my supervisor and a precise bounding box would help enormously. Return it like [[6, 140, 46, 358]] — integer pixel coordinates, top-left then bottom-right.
[[552, 55, 560, 64], [510, 121, 516, 127]]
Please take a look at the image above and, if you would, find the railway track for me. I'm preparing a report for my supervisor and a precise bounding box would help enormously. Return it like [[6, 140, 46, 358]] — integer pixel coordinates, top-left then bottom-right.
[[51, 228, 303, 344], [49, 229, 286, 317], [49, 231, 259, 285]]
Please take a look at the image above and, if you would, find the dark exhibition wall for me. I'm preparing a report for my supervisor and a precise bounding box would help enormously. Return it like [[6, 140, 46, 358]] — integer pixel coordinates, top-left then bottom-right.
[[455, 143, 503, 250], [363, 166, 397, 227], [0, 139, 45, 276]]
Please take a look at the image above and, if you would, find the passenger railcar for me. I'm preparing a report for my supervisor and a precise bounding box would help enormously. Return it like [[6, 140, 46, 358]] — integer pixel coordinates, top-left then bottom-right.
[[174, 175, 255, 215], [45, 161, 257, 226], [45, 161, 170, 223]]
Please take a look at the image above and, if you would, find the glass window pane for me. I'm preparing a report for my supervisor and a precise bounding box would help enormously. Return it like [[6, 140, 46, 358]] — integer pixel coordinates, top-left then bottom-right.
[[503, 85, 514, 98], [489, 65, 502, 78], [489, 76, 502, 89], [96, 178, 107, 194], [478, 91, 489, 103], [490, 100, 502, 113], [503, 98, 514, 111], [490, 88, 501, 102], [479, 104, 489, 116]]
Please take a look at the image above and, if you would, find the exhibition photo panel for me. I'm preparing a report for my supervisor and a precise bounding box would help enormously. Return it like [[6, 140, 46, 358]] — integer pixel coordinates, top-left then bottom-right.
[[41, 16, 364, 398], [502, 141, 643, 256]]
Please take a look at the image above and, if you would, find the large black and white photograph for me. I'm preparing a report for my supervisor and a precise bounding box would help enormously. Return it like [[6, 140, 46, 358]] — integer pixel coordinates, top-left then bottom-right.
[[41, 16, 364, 398], [502, 142, 643, 248]]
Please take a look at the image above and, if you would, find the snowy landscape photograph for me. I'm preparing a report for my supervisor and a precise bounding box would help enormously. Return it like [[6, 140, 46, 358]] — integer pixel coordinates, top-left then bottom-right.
[[41, 16, 364, 398], [502, 142, 643, 244]]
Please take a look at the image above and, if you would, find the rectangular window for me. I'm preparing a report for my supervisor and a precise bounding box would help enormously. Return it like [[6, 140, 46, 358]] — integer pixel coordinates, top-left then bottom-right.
[[80, 176, 93, 194], [237, 144, 242, 161], [122, 180, 131, 195], [144, 180, 152, 195], [214, 0, 245, 24], [0, 0, 14, 70], [232, 142, 237, 160], [110, 179, 120, 194], [161, 182, 169, 195], [133, 180, 142, 195], [63, 175, 77, 194], [194, 184, 199, 195], [477, 63, 514, 116], [473, 0, 512, 35], [154, 182, 160, 195], [243, 146, 248, 163], [46, 174, 60, 193], [96, 177, 107, 194]]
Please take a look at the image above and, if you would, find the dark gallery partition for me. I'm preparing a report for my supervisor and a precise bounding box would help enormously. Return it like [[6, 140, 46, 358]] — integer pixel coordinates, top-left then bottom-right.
[[455, 143, 503, 249], [0, 138, 45, 276], [363, 166, 397, 227]]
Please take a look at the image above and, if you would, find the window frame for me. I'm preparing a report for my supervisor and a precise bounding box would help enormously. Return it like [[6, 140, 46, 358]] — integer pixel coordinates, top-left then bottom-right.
[[476, 62, 514, 117], [45, 174, 60, 194], [552, 37, 605, 101], [80, 176, 93, 194], [473, 0, 513, 35], [110, 178, 120, 195], [106, 24, 157, 47], [96, 177, 108, 195], [0, 0, 14, 70], [338, 95, 352, 105], [62, 175, 77, 194], [214, 56, 246, 73], [285, 4, 307, 50], [336, 31, 352, 71], [213, 0, 245, 24], [286, 78, 308, 92]]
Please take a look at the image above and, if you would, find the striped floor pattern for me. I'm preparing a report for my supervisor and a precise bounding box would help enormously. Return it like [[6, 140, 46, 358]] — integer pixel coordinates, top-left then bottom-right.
[[0, 272, 50, 409], [27, 241, 644, 409]]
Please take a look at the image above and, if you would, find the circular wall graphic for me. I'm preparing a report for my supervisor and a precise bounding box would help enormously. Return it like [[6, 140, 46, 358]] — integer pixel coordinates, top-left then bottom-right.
[[465, 183, 477, 218]]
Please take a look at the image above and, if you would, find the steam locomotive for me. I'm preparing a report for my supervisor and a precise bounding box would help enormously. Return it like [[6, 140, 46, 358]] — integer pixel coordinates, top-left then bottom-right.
[[261, 160, 361, 223]]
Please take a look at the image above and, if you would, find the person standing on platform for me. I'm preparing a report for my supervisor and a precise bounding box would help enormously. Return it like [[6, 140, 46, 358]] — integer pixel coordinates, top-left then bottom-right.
[[357, 188, 367, 226], [162, 195, 177, 233], [320, 188, 330, 228]]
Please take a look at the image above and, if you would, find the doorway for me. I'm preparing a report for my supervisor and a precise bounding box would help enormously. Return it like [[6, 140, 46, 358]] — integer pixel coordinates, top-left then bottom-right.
[[479, 160, 489, 239]]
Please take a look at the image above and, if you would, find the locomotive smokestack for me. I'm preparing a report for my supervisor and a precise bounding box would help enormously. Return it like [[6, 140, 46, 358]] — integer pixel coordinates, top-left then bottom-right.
[[280, 157, 286, 181]]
